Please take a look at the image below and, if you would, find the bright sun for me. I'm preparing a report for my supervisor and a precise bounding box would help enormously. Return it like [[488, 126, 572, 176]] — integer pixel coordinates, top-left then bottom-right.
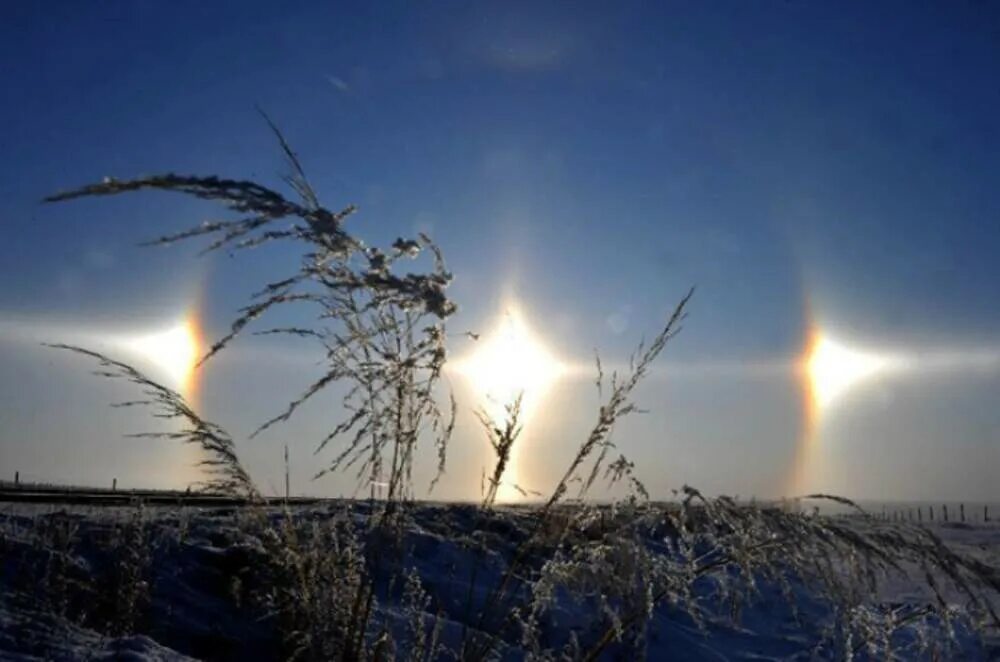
[[125, 317, 202, 400], [805, 332, 890, 411], [456, 305, 565, 418], [454, 303, 565, 500]]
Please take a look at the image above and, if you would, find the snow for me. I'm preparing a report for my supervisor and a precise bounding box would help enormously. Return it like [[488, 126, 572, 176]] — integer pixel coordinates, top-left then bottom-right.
[[1, 503, 998, 660]]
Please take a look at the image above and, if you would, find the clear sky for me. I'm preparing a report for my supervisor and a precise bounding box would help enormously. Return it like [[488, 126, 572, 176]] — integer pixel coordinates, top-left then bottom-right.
[[2, 1, 999, 502]]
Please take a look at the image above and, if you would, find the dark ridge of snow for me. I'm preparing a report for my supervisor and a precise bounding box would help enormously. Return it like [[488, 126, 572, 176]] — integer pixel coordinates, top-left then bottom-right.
[[0, 596, 195, 661]]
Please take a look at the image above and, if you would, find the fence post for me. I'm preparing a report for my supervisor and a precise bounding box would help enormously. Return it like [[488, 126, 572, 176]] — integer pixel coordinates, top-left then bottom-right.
[[985, 505, 990, 523], [960, 503, 965, 523], [917, 507, 922, 523], [943, 504, 949, 522], [13, 471, 18, 487], [284, 442, 290, 501], [112, 477, 117, 492]]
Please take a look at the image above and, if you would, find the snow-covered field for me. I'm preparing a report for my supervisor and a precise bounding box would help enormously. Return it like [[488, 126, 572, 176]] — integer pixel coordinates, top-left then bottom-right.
[[1, 502, 998, 661]]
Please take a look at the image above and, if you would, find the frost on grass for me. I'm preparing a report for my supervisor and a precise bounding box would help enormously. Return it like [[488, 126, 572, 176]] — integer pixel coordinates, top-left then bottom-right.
[[45, 112, 456, 509]]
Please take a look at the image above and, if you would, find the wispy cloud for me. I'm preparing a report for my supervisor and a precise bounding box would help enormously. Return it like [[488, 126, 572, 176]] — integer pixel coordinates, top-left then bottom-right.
[[327, 75, 351, 94], [457, 7, 583, 73]]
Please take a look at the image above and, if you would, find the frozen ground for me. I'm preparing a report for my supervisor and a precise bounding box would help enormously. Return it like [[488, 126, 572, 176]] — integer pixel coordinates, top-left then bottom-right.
[[1, 501, 998, 661]]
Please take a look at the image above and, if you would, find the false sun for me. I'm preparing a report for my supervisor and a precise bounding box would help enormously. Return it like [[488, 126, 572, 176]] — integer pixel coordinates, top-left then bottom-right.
[[804, 331, 891, 411], [787, 328, 896, 495], [125, 317, 202, 401]]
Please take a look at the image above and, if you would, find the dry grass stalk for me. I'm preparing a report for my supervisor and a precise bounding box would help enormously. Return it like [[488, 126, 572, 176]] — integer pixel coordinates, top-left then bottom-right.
[[46, 344, 258, 500], [45, 114, 457, 513], [478, 393, 524, 509]]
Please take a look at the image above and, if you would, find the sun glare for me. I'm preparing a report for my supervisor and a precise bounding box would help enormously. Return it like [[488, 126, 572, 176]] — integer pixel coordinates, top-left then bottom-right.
[[454, 303, 565, 501], [125, 317, 202, 401], [790, 328, 896, 495], [805, 332, 890, 411], [456, 305, 564, 417]]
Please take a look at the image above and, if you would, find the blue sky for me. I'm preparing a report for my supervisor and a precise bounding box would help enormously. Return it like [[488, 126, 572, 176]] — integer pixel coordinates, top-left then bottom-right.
[[2, 1, 999, 501]]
